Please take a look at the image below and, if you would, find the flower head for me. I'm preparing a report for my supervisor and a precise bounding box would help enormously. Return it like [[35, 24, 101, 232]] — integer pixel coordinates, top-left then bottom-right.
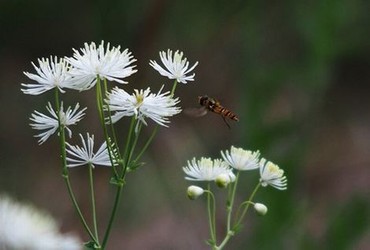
[[106, 86, 181, 127], [30, 102, 86, 144], [259, 158, 287, 190], [221, 146, 260, 171], [0, 194, 81, 250], [183, 157, 234, 182], [66, 41, 137, 90], [149, 49, 198, 83], [21, 56, 74, 95], [66, 133, 116, 168]]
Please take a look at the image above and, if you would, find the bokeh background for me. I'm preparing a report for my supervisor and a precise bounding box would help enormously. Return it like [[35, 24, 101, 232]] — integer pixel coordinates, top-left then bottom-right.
[[1, 0, 369, 249]]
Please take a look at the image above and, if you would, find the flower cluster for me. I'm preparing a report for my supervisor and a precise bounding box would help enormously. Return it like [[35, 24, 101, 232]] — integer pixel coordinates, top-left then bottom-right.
[[183, 146, 287, 190], [183, 146, 287, 249], [22, 42, 196, 145], [21, 42, 200, 249]]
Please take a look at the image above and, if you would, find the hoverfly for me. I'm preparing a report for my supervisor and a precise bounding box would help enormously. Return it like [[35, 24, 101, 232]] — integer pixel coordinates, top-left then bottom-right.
[[185, 95, 239, 128]]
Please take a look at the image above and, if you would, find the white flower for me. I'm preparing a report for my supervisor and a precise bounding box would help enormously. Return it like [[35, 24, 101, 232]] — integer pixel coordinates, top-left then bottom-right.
[[0, 194, 81, 250], [106, 86, 181, 127], [187, 185, 204, 200], [66, 41, 137, 90], [149, 49, 198, 83], [30, 102, 86, 144], [183, 157, 234, 182], [254, 203, 268, 216], [259, 158, 287, 190], [21, 56, 74, 95], [221, 146, 260, 171], [66, 133, 116, 168]]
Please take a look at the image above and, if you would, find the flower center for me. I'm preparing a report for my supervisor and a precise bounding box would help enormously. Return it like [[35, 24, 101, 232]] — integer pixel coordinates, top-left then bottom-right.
[[59, 111, 67, 125], [266, 162, 283, 177]]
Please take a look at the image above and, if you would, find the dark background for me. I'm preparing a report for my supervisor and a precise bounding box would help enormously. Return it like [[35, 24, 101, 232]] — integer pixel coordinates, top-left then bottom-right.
[[1, 0, 369, 249]]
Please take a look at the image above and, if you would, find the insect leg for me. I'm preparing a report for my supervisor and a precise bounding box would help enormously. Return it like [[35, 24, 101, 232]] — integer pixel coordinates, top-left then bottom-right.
[[222, 116, 231, 129]]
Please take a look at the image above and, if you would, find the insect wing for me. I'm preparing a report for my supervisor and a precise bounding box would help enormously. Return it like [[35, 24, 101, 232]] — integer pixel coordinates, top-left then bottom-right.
[[184, 106, 208, 117]]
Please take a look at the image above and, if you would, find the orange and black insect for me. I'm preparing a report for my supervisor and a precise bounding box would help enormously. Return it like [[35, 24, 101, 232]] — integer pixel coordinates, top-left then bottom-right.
[[185, 95, 239, 128]]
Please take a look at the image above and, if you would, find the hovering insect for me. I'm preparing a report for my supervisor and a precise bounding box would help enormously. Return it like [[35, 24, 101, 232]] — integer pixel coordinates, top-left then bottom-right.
[[185, 95, 239, 128]]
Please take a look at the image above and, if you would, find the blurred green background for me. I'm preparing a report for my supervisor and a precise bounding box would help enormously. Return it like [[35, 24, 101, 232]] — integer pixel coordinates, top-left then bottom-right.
[[1, 0, 369, 249]]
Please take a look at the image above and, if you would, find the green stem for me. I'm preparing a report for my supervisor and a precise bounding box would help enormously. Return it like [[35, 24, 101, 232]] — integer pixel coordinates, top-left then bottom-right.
[[170, 80, 178, 97], [216, 230, 234, 250], [101, 182, 123, 249], [133, 125, 158, 164], [234, 183, 261, 227], [226, 172, 239, 232], [89, 164, 99, 243], [206, 184, 217, 248], [102, 80, 122, 163], [121, 117, 136, 176], [126, 122, 142, 170], [96, 78, 119, 177], [54, 89, 98, 244]]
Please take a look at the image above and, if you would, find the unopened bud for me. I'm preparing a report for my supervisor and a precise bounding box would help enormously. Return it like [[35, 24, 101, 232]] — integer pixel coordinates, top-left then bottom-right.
[[254, 203, 268, 216], [215, 173, 232, 188], [187, 185, 204, 200]]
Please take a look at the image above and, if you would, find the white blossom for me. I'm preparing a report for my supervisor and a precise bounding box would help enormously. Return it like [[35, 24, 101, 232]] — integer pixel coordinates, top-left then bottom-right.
[[0, 194, 81, 250], [66, 133, 116, 168], [183, 157, 234, 182], [66, 41, 137, 90], [259, 158, 287, 190], [21, 56, 74, 95], [149, 49, 198, 83], [30, 103, 86, 144], [221, 146, 260, 171], [106, 86, 181, 127]]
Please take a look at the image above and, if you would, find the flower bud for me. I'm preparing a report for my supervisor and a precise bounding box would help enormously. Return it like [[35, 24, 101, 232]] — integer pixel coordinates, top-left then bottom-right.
[[254, 203, 268, 216], [215, 173, 232, 188], [187, 185, 204, 200]]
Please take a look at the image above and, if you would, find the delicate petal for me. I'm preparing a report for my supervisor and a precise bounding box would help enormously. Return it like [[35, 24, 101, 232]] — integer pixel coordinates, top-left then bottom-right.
[[21, 56, 75, 95], [259, 158, 287, 190], [66, 41, 137, 90], [0, 194, 81, 250], [149, 49, 198, 84], [30, 103, 86, 144], [66, 133, 116, 168], [221, 146, 260, 171], [106, 85, 181, 127], [183, 157, 234, 182]]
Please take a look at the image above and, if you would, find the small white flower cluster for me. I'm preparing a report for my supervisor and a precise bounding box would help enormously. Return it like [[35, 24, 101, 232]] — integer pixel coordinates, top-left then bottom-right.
[[183, 146, 287, 199], [0, 194, 81, 250], [22, 42, 198, 169]]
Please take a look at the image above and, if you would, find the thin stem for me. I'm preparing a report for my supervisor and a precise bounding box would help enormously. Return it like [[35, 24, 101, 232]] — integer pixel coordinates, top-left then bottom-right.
[[206, 184, 217, 248], [89, 164, 99, 243], [226, 172, 240, 232], [121, 117, 136, 176], [234, 183, 261, 227], [216, 230, 234, 250], [101, 182, 123, 249], [133, 125, 158, 164], [96, 78, 119, 177], [102, 79, 123, 164], [63, 175, 98, 243], [54, 89, 97, 243], [170, 80, 178, 97], [126, 122, 142, 169]]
